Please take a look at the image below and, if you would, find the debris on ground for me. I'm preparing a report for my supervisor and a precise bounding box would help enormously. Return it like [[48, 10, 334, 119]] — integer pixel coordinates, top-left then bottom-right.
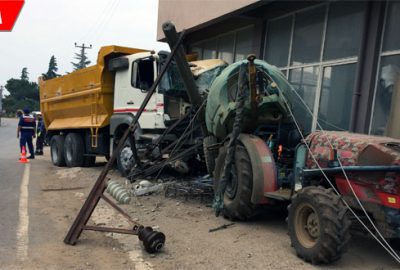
[[209, 223, 235, 233], [133, 180, 164, 196], [164, 175, 214, 203], [106, 180, 131, 204]]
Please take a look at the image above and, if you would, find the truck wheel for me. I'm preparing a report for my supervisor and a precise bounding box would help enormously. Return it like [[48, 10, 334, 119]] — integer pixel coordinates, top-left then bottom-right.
[[64, 133, 85, 167], [203, 136, 218, 176], [288, 187, 351, 264], [50, 135, 66, 167], [213, 144, 256, 220], [83, 156, 96, 167], [116, 137, 136, 177]]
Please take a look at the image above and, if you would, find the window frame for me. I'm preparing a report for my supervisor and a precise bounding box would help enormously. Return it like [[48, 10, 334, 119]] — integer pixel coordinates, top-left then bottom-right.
[[189, 25, 255, 63], [368, 1, 400, 135], [263, 2, 363, 131], [130, 57, 155, 90]]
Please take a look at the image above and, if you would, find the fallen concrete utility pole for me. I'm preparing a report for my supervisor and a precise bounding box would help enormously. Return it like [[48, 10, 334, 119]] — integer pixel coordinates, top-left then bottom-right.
[[162, 21, 209, 136], [64, 30, 186, 254]]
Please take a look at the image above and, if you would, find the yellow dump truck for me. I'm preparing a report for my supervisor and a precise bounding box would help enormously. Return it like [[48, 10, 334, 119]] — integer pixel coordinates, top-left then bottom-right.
[[39, 45, 226, 176]]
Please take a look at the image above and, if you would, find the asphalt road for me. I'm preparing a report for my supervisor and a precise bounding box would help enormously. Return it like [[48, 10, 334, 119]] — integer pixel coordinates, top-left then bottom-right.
[[0, 118, 130, 269], [0, 118, 26, 263]]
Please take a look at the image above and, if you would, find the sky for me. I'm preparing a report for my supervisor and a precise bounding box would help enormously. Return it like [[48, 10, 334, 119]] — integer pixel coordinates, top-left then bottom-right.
[[0, 0, 169, 95]]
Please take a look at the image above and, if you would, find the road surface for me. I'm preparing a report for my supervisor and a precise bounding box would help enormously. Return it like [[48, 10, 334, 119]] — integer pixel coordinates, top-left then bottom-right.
[[0, 117, 399, 269], [0, 118, 130, 269]]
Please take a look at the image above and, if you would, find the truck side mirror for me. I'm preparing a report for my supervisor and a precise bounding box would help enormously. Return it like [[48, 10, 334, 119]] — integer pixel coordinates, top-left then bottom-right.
[[131, 57, 155, 92], [109, 57, 129, 72]]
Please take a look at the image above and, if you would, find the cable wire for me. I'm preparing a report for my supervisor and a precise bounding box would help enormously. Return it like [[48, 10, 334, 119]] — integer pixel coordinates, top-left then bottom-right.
[[273, 80, 400, 263], [79, 0, 117, 42], [154, 99, 207, 179], [286, 85, 400, 262]]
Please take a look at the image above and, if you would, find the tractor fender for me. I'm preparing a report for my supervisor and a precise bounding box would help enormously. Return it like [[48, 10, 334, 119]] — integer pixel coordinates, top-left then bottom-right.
[[238, 134, 278, 204]]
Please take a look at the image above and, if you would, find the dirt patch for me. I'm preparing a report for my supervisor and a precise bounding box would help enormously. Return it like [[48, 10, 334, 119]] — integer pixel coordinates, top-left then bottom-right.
[[27, 152, 400, 270]]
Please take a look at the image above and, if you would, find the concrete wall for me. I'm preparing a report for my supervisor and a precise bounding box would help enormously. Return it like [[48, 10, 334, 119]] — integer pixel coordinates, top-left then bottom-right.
[[157, 0, 259, 40]]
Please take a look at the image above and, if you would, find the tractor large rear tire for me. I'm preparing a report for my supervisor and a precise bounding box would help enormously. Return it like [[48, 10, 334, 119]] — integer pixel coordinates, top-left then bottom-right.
[[213, 144, 256, 220], [288, 186, 351, 264], [64, 133, 85, 167], [203, 136, 218, 176], [50, 135, 66, 167]]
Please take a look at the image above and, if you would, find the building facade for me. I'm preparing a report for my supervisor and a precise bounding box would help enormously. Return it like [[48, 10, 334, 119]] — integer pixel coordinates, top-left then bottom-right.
[[158, 1, 400, 138]]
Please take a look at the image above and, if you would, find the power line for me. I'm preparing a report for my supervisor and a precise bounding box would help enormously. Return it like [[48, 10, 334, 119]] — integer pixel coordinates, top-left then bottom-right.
[[92, 0, 120, 44], [79, 0, 117, 42]]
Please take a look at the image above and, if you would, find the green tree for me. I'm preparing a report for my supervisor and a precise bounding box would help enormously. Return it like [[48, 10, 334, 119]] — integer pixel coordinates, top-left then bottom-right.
[[71, 47, 91, 71], [20, 67, 29, 81], [42, 55, 60, 80], [2, 68, 39, 115]]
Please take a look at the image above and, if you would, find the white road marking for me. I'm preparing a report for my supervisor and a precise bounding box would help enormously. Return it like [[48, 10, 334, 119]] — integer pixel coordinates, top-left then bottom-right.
[[16, 164, 30, 261]]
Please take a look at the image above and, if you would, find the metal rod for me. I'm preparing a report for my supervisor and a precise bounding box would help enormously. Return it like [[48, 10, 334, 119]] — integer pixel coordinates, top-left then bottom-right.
[[100, 194, 140, 226], [83, 226, 138, 235], [301, 165, 400, 177], [64, 31, 186, 245], [144, 109, 191, 157]]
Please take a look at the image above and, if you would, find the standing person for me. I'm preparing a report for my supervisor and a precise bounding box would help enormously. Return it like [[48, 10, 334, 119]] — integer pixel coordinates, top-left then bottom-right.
[[17, 108, 36, 159], [35, 114, 45, 155], [16, 109, 26, 152], [16, 109, 23, 118]]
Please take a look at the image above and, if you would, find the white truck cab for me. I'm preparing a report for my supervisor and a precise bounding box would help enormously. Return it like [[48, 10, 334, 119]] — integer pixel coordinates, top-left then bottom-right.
[[109, 50, 227, 176], [113, 52, 167, 130]]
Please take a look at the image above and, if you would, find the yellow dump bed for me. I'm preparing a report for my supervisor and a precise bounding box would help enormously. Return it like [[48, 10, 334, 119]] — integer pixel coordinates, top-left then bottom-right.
[[39, 45, 147, 131]]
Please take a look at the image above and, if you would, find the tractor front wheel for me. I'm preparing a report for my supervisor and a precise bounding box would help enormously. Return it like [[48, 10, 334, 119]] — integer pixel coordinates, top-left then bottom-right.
[[288, 186, 351, 264], [213, 144, 256, 220]]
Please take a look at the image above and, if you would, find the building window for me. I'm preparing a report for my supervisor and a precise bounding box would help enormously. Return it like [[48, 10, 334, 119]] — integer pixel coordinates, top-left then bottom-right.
[[235, 27, 254, 61], [189, 26, 254, 64], [370, 2, 400, 138], [291, 6, 325, 65], [203, 39, 217, 59], [323, 2, 365, 61], [289, 66, 320, 132], [218, 33, 235, 63], [318, 64, 357, 131], [263, 2, 366, 133], [264, 16, 292, 68]]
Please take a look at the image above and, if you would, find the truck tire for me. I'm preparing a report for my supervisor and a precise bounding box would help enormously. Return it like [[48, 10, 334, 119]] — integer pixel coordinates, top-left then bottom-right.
[[213, 144, 256, 220], [50, 135, 66, 167], [288, 186, 351, 264], [203, 136, 219, 176], [64, 133, 85, 167], [116, 137, 136, 177], [83, 156, 96, 167]]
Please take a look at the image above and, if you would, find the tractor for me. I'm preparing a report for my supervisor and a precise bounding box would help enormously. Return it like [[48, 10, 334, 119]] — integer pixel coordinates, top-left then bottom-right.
[[162, 21, 400, 264], [204, 56, 400, 264]]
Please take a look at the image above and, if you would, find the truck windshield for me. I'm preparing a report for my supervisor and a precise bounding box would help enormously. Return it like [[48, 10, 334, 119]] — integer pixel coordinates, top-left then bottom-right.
[[159, 62, 226, 96]]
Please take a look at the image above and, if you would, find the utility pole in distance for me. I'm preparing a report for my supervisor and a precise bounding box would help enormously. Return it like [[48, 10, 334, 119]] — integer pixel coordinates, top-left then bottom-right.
[[71, 43, 93, 70], [74, 42, 92, 50]]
